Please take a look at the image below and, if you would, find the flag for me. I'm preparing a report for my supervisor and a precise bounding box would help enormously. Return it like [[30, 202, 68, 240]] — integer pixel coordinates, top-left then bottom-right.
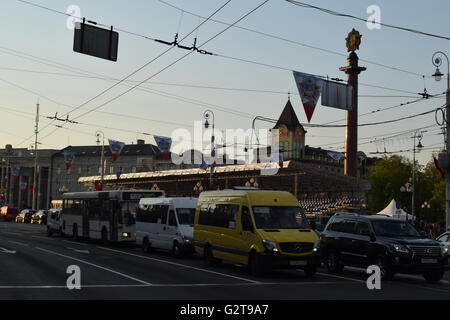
[[63, 150, 76, 170], [293, 71, 324, 123], [154, 136, 172, 153], [94, 181, 102, 191], [327, 151, 345, 161], [108, 139, 125, 162], [20, 181, 27, 192], [434, 156, 445, 179], [11, 165, 21, 177], [29, 184, 34, 194], [199, 159, 208, 170]]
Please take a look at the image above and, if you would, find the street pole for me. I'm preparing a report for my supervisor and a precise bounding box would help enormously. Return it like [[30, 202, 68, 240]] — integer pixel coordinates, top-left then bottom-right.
[[32, 103, 39, 210], [96, 131, 105, 190], [432, 52, 450, 230], [203, 110, 215, 189]]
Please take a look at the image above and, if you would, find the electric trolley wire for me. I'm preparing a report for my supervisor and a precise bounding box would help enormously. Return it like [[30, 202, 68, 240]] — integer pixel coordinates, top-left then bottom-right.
[[286, 0, 450, 41]]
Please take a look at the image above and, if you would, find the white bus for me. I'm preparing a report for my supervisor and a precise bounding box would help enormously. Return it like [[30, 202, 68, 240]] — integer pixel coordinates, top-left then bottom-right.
[[136, 197, 197, 257], [62, 190, 165, 243]]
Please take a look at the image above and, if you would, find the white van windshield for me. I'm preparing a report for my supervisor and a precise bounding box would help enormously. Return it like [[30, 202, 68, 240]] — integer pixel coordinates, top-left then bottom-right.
[[176, 208, 195, 225], [252, 206, 310, 229]]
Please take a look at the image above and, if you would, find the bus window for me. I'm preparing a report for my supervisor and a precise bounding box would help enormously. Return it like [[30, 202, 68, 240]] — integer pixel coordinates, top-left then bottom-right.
[[168, 210, 177, 226], [120, 202, 136, 226]]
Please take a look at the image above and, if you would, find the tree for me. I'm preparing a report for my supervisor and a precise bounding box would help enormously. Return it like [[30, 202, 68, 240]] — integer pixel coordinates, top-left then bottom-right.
[[367, 154, 445, 223]]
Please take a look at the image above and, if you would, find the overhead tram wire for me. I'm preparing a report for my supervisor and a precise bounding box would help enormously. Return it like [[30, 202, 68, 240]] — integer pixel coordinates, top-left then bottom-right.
[[286, 0, 450, 41], [157, 0, 431, 78], [14, 0, 235, 145], [36, 1, 271, 145]]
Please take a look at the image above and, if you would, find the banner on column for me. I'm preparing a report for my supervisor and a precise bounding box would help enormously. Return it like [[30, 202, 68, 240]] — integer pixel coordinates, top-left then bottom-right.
[[321, 80, 353, 111], [63, 150, 76, 170]]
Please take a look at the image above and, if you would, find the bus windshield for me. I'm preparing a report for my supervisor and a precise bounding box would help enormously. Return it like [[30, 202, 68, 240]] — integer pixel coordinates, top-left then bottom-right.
[[176, 208, 195, 225], [252, 206, 310, 229]]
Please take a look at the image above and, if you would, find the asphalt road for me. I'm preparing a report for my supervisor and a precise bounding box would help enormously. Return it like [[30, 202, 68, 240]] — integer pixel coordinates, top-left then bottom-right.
[[1, 221, 450, 300]]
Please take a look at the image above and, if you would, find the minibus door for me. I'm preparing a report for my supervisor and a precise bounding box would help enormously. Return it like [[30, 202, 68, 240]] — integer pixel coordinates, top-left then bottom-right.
[[239, 206, 257, 263]]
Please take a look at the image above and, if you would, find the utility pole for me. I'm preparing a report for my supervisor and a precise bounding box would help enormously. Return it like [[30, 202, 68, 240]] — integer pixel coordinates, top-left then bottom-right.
[[32, 102, 39, 210], [431, 52, 449, 230]]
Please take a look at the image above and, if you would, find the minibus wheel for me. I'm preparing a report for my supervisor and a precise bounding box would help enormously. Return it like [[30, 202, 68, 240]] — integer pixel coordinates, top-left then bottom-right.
[[249, 252, 265, 277], [142, 237, 151, 253], [172, 242, 182, 258], [204, 245, 220, 267]]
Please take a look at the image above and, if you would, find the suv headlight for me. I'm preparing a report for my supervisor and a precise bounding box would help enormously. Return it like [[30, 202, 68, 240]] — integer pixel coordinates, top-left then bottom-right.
[[262, 240, 279, 252], [441, 245, 448, 256], [390, 244, 410, 254]]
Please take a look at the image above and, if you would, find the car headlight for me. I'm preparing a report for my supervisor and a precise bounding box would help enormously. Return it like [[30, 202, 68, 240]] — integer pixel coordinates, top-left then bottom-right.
[[182, 236, 193, 243], [262, 240, 278, 252], [313, 240, 321, 252], [390, 244, 410, 254], [441, 245, 448, 256]]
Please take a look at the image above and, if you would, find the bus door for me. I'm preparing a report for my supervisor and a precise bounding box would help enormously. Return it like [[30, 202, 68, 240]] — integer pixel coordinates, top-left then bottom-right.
[[110, 200, 120, 241]]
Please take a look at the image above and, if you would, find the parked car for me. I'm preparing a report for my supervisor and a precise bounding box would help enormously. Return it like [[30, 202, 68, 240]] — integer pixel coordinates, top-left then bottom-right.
[[194, 189, 320, 277], [136, 197, 197, 257], [15, 209, 36, 223], [47, 208, 63, 237], [31, 210, 48, 225], [0, 206, 19, 221], [436, 232, 450, 252], [320, 213, 449, 282]]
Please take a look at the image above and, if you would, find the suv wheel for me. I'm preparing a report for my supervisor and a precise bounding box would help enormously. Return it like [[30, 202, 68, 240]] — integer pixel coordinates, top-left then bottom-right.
[[376, 255, 394, 281], [423, 270, 444, 282], [327, 250, 344, 273]]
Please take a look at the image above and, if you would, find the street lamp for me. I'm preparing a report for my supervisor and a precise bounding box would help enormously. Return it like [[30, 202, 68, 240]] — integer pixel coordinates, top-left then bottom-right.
[[4, 145, 12, 205], [432, 51, 450, 230], [411, 131, 424, 222], [203, 110, 215, 189], [421, 201, 431, 209], [96, 131, 105, 190]]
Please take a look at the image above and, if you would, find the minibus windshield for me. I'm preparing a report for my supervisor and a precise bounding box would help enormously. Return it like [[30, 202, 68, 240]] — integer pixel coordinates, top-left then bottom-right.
[[252, 206, 310, 229], [176, 208, 195, 225]]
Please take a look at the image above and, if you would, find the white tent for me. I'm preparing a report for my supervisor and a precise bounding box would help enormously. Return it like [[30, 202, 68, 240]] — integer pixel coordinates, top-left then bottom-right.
[[376, 199, 415, 221]]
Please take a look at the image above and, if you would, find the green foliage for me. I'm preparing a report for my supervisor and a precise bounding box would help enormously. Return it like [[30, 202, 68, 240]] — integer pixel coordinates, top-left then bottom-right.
[[367, 155, 445, 223]]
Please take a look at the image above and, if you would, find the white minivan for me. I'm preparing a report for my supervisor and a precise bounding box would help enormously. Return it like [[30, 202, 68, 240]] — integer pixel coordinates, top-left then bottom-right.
[[136, 197, 197, 257]]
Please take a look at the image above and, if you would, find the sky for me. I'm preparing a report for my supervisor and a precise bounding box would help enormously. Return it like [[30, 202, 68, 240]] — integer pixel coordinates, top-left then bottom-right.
[[0, 0, 449, 166]]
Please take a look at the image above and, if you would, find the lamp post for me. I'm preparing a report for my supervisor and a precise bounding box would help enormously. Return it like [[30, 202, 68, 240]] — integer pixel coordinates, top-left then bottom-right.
[[421, 201, 431, 222], [96, 131, 105, 190], [4, 145, 12, 205], [411, 131, 424, 222], [203, 110, 215, 189], [400, 179, 413, 220], [432, 51, 450, 230]]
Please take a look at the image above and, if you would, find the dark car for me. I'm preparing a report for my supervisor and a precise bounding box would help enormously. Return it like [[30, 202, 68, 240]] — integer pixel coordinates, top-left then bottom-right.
[[320, 213, 449, 282], [31, 210, 48, 225]]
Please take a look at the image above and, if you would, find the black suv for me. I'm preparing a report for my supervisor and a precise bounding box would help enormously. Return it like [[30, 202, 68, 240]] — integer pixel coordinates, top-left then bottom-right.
[[320, 213, 449, 282]]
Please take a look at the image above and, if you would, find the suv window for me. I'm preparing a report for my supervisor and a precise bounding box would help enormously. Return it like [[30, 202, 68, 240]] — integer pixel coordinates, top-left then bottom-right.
[[356, 221, 371, 235], [328, 218, 356, 233]]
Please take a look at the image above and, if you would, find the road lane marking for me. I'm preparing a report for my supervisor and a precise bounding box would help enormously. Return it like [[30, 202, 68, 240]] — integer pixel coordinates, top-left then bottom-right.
[[7, 240, 28, 246], [97, 246, 260, 284], [317, 272, 365, 283], [35, 247, 151, 285], [62, 240, 89, 246], [31, 236, 55, 240], [0, 247, 16, 254], [1, 232, 23, 236], [0, 281, 346, 289], [66, 247, 90, 254]]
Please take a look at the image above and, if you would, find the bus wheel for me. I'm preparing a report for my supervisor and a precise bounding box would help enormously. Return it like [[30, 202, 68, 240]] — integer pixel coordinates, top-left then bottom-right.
[[73, 225, 78, 241], [172, 241, 183, 258], [101, 228, 108, 246], [142, 237, 151, 253]]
